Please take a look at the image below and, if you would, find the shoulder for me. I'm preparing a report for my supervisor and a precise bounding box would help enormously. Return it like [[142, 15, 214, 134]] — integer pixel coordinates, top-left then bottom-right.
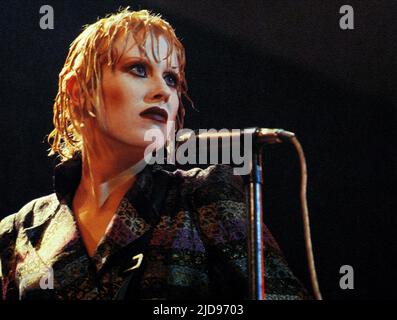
[[166, 164, 245, 199], [0, 193, 59, 240], [163, 165, 247, 240], [153, 164, 246, 217]]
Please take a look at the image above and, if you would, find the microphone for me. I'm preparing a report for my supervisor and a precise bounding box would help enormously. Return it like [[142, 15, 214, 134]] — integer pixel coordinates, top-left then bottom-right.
[[175, 126, 323, 299], [177, 127, 295, 145]]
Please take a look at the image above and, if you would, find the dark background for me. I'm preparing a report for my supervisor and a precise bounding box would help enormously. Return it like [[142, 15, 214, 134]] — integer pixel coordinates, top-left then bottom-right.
[[0, 0, 395, 299]]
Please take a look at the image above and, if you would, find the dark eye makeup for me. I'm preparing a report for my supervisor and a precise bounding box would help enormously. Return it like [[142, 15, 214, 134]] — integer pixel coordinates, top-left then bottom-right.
[[129, 63, 147, 77], [128, 61, 180, 88]]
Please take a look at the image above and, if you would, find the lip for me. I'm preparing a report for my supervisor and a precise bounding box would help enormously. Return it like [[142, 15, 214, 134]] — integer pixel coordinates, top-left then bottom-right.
[[139, 106, 168, 124]]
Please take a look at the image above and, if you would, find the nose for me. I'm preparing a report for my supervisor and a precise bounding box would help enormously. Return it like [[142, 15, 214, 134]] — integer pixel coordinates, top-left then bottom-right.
[[145, 76, 171, 104]]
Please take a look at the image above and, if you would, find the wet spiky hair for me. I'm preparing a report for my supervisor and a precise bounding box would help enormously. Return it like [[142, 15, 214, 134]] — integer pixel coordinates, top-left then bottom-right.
[[48, 8, 191, 162]]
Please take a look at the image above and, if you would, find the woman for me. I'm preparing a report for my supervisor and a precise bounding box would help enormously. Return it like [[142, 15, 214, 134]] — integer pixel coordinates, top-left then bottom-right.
[[0, 8, 309, 300]]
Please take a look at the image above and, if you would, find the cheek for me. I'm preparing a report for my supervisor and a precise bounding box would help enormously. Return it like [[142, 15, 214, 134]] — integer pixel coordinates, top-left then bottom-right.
[[100, 75, 144, 128], [102, 76, 132, 109]]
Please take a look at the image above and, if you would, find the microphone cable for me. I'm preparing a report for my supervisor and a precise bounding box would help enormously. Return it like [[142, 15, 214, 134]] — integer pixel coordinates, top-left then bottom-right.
[[287, 134, 323, 300]]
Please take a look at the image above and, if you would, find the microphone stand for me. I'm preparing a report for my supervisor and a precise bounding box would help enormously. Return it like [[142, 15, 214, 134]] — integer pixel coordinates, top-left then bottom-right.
[[246, 130, 266, 300], [244, 127, 268, 300], [178, 127, 295, 300], [243, 127, 294, 300]]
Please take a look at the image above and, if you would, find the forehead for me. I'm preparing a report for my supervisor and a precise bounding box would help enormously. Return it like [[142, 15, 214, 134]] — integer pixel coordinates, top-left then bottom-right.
[[115, 30, 179, 68]]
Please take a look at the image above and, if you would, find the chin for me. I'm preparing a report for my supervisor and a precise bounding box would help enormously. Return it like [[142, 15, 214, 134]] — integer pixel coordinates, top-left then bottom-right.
[[125, 137, 164, 152], [138, 125, 168, 142], [106, 126, 167, 152]]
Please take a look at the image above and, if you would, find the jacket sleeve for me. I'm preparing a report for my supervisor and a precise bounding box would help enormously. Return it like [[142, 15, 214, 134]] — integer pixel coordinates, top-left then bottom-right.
[[0, 213, 19, 300], [190, 164, 311, 300]]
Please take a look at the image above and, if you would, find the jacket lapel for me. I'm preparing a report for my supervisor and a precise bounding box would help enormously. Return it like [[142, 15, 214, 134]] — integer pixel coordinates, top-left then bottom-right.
[[90, 165, 157, 272], [19, 198, 85, 295], [51, 154, 161, 273], [23, 201, 81, 263]]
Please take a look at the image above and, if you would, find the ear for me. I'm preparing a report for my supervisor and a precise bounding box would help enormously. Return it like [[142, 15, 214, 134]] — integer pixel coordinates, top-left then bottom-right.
[[66, 73, 84, 108], [65, 74, 88, 131], [66, 73, 90, 125]]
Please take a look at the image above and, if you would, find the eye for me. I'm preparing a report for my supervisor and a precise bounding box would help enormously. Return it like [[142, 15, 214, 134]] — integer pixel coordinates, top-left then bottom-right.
[[129, 63, 147, 77], [164, 73, 179, 88]]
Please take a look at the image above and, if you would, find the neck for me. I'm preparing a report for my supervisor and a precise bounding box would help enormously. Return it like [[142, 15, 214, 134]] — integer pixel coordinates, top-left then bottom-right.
[[76, 142, 147, 211]]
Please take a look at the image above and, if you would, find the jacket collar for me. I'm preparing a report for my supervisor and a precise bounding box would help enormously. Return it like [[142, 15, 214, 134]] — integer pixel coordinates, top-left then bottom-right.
[[27, 154, 164, 271], [53, 153, 156, 209], [53, 153, 82, 207]]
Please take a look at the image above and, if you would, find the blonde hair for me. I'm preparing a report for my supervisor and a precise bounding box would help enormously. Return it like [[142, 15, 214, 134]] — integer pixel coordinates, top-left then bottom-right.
[[48, 8, 191, 162]]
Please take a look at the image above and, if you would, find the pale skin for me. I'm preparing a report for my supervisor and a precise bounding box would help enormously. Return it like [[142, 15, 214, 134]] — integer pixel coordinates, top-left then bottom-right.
[[67, 31, 180, 257]]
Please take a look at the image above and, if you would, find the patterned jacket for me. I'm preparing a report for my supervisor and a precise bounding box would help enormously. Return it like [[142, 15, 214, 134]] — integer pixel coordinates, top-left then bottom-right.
[[0, 156, 309, 300]]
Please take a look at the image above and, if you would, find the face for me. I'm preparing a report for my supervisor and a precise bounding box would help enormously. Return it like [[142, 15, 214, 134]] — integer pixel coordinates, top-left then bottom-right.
[[93, 31, 180, 156]]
